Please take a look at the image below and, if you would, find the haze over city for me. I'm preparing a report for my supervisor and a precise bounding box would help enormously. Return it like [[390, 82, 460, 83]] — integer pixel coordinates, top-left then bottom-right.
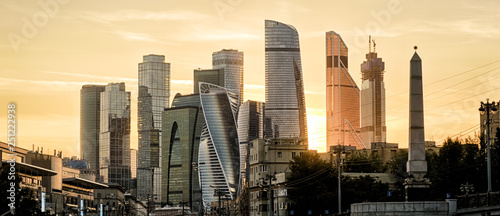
[[1, 0, 499, 156]]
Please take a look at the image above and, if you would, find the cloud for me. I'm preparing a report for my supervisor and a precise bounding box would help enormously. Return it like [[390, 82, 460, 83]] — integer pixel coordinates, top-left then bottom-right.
[[42, 71, 137, 82], [79, 10, 210, 23], [115, 31, 167, 44], [391, 18, 500, 38]]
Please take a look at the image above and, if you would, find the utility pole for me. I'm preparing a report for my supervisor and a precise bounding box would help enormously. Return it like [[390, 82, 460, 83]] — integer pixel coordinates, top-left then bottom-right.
[[479, 98, 498, 192]]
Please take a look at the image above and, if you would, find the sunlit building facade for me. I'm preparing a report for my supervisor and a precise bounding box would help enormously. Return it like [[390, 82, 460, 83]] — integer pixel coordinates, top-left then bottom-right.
[[360, 39, 386, 146], [162, 93, 205, 213], [138, 54, 170, 202], [197, 82, 240, 209], [99, 82, 131, 190], [264, 20, 308, 141], [326, 31, 362, 151], [193, 68, 225, 94], [237, 100, 265, 187], [80, 85, 105, 175], [213, 49, 244, 103]]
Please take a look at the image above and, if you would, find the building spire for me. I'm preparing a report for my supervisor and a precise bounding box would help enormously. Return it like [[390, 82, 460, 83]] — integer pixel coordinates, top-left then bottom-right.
[[369, 35, 371, 53]]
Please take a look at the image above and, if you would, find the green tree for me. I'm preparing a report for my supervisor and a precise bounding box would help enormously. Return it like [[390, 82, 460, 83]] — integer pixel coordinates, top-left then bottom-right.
[[344, 151, 385, 173], [0, 164, 48, 215]]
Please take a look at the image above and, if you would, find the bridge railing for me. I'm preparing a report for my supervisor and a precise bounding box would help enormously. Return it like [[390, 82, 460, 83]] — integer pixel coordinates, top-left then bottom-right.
[[457, 191, 500, 209]]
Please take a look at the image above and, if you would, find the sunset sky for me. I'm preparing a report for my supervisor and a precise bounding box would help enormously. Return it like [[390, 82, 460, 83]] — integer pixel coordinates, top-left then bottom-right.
[[1, 0, 499, 157]]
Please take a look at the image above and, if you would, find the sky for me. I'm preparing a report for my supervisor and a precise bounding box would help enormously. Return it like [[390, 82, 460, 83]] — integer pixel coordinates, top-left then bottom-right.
[[0, 0, 499, 157]]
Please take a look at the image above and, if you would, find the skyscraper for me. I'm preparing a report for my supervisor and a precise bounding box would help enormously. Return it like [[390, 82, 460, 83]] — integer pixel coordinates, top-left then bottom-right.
[[193, 68, 225, 94], [265, 20, 308, 141], [197, 82, 240, 209], [213, 49, 244, 103], [138, 54, 170, 202], [360, 37, 386, 146], [237, 100, 264, 187], [80, 84, 105, 175], [99, 82, 131, 189], [326, 31, 362, 151], [162, 93, 205, 213]]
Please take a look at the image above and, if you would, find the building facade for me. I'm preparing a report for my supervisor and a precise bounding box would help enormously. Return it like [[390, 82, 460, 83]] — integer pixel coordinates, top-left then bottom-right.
[[237, 100, 265, 188], [99, 83, 131, 190], [360, 38, 387, 145], [213, 49, 244, 103], [326, 31, 362, 151], [137, 54, 170, 202], [162, 93, 205, 213], [247, 138, 308, 216], [80, 85, 105, 175], [264, 20, 308, 141], [197, 82, 240, 210], [193, 68, 225, 94]]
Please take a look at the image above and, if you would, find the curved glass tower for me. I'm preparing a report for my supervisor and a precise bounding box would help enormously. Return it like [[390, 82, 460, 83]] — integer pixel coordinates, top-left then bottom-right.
[[197, 82, 240, 208], [264, 20, 308, 141]]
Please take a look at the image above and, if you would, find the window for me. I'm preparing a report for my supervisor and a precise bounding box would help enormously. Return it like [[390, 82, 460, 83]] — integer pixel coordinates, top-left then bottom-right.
[[277, 152, 282, 158], [292, 152, 296, 158]]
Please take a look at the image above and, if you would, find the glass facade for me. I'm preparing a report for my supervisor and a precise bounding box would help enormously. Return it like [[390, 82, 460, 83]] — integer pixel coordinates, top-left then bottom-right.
[[138, 54, 170, 202], [197, 82, 240, 209], [213, 49, 244, 103], [162, 93, 205, 213], [326, 31, 362, 150], [264, 20, 308, 141], [80, 85, 105, 175], [193, 68, 225, 94], [237, 100, 265, 187], [99, 83, 131, 190], [360, 43, 386, 146]]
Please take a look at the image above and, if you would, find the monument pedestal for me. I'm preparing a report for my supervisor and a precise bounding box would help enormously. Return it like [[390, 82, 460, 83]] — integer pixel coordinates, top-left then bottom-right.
[[404, 177, 431, 201]]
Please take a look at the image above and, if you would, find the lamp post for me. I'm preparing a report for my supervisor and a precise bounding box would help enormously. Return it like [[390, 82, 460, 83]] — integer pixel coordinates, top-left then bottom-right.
[[460, 182, 474, 196], [210, 185, 226, 216], [332, 146, 346, 214], [479, 98, 498, 192]]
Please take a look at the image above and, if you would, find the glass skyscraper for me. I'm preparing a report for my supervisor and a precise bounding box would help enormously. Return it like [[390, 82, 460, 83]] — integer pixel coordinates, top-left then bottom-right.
[[80, 84, 105, 175], [138, 54, 170, 202], [193, 68, 225, 94], [197, 82, 240, 209], [213, 49, 244, 103], [360, 38, 386, 145], [99, 82, 131, 190], [326, 31, 362, 150], [237, 100, 264, 187], [162, 93, 205, 213], [264, 20, 308, 141]]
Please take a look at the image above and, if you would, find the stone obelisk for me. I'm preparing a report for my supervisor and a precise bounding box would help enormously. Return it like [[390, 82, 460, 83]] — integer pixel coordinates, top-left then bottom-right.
[[405, 46, 430, 201]]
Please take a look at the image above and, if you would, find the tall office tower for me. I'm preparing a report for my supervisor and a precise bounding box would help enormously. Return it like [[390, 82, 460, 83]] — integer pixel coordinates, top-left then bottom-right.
[[193, 68, 225, 93], [213, 49, 244, 103], [237, 100, 265, 187], [326, 31, 362, 151], [99, 83, 131, 189], [137, 54, 170, 202], [130, 149, 137, 179], [265, 20, 308, 141], [197, 82, 240, 209], [162, 93, 205, 213], [360, 37, 386, 146], [80, 85, 105, 175]]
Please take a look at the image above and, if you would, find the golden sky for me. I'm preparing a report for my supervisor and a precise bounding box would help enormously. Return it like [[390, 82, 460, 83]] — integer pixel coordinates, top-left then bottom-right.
[[0, 0, 499, 157]]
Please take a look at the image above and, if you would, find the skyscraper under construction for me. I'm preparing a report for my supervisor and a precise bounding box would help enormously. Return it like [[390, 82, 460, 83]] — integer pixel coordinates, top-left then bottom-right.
[[360, 37, 386, 146]]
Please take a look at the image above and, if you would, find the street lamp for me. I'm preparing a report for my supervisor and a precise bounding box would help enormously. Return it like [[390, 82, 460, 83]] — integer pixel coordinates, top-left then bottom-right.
[[332, 147, 346, 214], [460, 182, 475, 196], [210, 185, 226, 216], [479, 98, 498, 192]]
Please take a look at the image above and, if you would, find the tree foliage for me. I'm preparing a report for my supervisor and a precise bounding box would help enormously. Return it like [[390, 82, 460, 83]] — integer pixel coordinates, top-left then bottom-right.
[[287, 152, 392, 215], [0, 164, 49, 215]]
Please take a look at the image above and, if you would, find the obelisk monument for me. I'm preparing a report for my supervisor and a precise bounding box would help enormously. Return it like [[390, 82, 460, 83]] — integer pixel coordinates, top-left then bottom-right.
[[405, 46, 430, 201]]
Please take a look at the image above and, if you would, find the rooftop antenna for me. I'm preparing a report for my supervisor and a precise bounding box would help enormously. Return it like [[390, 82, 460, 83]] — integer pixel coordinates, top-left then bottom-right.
[[414, 45, 418, 51], [369, 35, 371, 53], [372, 39, 376, 53]]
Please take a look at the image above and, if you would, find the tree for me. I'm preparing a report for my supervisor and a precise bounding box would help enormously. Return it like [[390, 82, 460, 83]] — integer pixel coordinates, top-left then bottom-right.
[[0, 164, 49, 215], [344, 151, 385, 173], [287, 152, 393, 215]]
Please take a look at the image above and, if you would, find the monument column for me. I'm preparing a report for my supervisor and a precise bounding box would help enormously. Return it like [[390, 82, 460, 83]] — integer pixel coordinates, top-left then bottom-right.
[[405, 46, 430, 201]]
